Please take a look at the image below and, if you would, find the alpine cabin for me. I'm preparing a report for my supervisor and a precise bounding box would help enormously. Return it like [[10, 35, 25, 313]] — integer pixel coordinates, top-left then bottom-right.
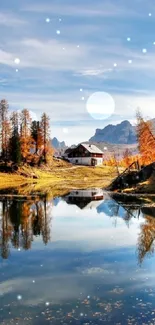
[[64, 143, 103, 166]]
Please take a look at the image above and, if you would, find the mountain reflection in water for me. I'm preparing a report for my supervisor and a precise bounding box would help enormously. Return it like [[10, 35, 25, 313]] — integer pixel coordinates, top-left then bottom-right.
[[1, 189, 155, 324], [0, 189, 155, 264]]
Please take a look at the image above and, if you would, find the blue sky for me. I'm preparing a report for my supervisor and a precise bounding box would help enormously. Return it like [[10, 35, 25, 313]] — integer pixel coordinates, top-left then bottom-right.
[[1, 0, 155, 145]]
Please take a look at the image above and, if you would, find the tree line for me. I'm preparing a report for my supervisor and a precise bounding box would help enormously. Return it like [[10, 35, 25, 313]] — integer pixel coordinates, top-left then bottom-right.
[[0, 99, 53, 165]]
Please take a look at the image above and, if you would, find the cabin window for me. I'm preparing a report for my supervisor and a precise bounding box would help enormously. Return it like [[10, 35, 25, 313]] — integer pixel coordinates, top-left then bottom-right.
[[76, 159, 78, 163]]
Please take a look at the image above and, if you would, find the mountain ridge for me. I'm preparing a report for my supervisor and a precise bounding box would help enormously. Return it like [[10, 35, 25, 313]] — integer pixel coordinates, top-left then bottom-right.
[[89, 120, 137, 144]]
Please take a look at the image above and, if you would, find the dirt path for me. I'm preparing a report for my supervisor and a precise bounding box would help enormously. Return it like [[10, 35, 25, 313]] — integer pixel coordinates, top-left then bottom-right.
[[54, 165, 86, 171]]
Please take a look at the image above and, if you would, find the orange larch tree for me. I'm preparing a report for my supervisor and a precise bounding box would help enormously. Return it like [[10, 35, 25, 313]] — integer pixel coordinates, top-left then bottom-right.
[[0, 99, 10, 160], [136, 109, 155, 165], [20, 109, 33, 163]]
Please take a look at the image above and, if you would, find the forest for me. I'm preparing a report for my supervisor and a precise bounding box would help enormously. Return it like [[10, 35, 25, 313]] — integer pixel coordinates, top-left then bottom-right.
[[0, 99, 53, 166], [0, 98, 155, 172]]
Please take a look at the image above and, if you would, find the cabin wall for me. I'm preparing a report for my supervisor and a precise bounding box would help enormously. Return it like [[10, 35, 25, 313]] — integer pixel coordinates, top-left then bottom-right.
[[67, 189, 104, 198], [67, 157, 103, 166]]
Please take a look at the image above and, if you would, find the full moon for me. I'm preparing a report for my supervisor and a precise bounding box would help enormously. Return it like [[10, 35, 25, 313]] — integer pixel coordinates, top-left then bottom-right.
[[86, 92, 115, 120]]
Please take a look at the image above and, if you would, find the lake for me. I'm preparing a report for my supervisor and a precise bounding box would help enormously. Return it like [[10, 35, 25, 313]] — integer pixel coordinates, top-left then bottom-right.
[[1, 189, 155, 324]]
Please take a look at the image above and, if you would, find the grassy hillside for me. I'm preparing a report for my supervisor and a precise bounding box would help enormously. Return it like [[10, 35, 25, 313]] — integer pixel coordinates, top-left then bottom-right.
[[0, 160, 118, 194]]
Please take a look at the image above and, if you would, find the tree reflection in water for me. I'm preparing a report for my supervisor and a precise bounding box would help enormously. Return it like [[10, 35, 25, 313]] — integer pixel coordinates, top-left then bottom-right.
[[137, 210, 155, 265], [1, 193, 155, 265], [0, 196, 52, 259]]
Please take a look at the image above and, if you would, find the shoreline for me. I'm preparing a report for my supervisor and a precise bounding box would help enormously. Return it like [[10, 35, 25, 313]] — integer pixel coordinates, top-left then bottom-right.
[[0, 163, 154, 197], [0, 164, 118, 195]]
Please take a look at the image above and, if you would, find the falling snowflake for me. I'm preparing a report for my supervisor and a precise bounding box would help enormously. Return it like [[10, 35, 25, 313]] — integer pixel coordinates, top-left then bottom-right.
[[45, 302, 50, 306], [14, 58, 20, 65], [127, 37, 131, 41], [128, 59, 132, 64], [16, 69, 19, 72], [32, 280, 35, 283], [142, 48, 147, 53], [80, 88, 83, 92], [80, 313, 84, 316], [81, 97, 85, 100], [56, 30, 60, 35], [149, 13, 152, 16], [17, 295, 22, 300], [77, 45, 80, 48], [63, 128, 69, 134], [59, 18, 62, 22], [113, 63, 117, 67], [46, 18, 50, 23]]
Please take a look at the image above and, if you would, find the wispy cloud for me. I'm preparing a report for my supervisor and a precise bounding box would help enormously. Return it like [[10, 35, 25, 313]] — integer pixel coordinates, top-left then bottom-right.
[[0, 12, 26, 27], [22, 0, 146, 19], [0, 0, 155, 143]]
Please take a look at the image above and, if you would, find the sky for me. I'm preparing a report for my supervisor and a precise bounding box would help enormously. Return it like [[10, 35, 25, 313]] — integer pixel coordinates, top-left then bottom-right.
[[1, 0, 155, 145]]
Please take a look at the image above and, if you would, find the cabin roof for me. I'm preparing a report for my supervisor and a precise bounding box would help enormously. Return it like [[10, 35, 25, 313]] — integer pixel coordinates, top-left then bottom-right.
[[64, 143, 103, 156], [81, 143, 103, 154]]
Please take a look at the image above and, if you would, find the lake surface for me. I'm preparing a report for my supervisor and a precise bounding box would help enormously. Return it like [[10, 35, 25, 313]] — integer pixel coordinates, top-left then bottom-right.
[[1, 189, 155, 324]]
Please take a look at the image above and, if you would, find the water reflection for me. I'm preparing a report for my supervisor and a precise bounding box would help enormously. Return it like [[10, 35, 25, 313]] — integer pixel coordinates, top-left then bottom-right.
[[0, 196, 51, 259], [0, 191, 155, 265], [1, 190, 155, 324]]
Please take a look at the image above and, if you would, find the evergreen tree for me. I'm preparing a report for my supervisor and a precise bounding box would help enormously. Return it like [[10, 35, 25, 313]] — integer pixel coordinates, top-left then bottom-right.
[[31, 120, 43, 154], [9, 112, 21, 164]]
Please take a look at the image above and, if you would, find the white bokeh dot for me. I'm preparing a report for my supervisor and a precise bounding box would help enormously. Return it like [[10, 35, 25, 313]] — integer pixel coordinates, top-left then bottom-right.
[[142, 48, 147, 53], [45, 302, 50, 306], [81, 97, 85, 100], [16, 69, 19, 72], [128, 59, 132, 64], [113, 63, 117, 67], [86, 92, 115, 120], [56, 30, 60, 35], [14, 58, 20, 65], [17, 295, 22, 300], [63, 128, 69, 134], [149, 13, 152, 16], [127, 37, 131, 41], [80, 88, 83, 92], [46, 18, 50, 23]]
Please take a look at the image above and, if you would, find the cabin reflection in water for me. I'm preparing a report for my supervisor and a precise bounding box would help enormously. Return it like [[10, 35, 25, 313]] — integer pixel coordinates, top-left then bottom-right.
[[63, 189, 104, 209]]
